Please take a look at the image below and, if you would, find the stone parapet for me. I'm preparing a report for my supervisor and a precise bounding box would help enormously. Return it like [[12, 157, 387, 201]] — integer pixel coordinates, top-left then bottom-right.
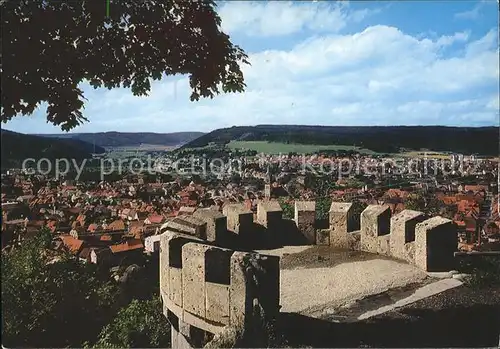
[[159, 199, 458, 348]]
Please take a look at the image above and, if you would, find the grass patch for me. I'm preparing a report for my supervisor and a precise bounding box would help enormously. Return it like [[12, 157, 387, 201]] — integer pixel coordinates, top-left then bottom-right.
[[227, 141, 376, 155], [398, 151, 451, 159]]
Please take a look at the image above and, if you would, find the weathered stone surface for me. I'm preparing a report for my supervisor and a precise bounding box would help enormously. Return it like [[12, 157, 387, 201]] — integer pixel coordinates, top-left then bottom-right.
[[295, 201, 316, 212], [160, 231, 201, 303], [415, 216, 457, 272], [402, 241, 415, 262], [257, 201, 283, 230], [229, 251, 280, 326], [178, 206, 197, 216], [170, 267, 183, 307], [160, 233, 174, 296], [329, 202, 353, 249], [316, 229, 330, 245], [360, 205, 391, 253], [183, 309, 225, 335], [378, 235, 391, 255], [295, 201, 316, 244], [348, 230, 361, 250], [162, 217, 207, 240], [174, 216, 208, 240], [390, 210, 425, 261], [164, 293, 183, 321], [205, 282, 230, 325], [223, 204, 253, 235], [182, 243, 210, 317], [229, 251, 248, 326], [193, 208, 227, 242], [179, 318, 191, 338]]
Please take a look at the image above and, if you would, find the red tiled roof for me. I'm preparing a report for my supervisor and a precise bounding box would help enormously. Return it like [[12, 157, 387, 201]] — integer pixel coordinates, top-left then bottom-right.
[[146, 214, 165, 224], [107, 219, 125, 231], [109, 239, 144, 253], [60, 235, 84, 254]]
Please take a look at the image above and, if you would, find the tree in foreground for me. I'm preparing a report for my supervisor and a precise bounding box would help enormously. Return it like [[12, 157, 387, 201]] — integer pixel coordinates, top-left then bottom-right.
[[1, 0, 248, 130], [90, 297, 170, 348], [1, 228, 124, 347]]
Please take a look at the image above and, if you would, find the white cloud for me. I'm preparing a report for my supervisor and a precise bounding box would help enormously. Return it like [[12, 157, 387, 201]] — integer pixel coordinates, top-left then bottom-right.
[[454, 1, 493, 20], [218, 1, 379, 37], [5, 4, 498, 133]]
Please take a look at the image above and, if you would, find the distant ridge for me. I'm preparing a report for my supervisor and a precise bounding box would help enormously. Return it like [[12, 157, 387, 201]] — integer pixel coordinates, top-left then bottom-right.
[[36, 131, 205, 148], [181, 125, 498, 155], [1, 130, 105, 169]]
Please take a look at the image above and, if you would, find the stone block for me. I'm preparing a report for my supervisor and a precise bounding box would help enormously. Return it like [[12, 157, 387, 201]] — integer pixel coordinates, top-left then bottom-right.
[[390, 210, 425, 260], [160, 231, 201, 300], [223, 204, 253, 235], [316, 229, 330, 245], [164, 292, 183, 321], [183, 309, 225, 335], [174, 216, 208, 240], [179, 318, 191, 338], [193, 208, 227, 242], [329, 202, 353, 249], [178, 206, 197, 216], [205, 282, 230, 325], [170, 267, 183, 307], [378, 235, 391, 255], [229, 251, 250, 326], [348, 230, 361, 250], [257, 201, 283, 230], [402, 241, 415, 262], [360, 205, 391, 253], [294, 201, 316, 244], [415, 216, 457, 272], [163, 217, 207, 239], [171, 323, 196, 349], [182, 243, 210, 317]]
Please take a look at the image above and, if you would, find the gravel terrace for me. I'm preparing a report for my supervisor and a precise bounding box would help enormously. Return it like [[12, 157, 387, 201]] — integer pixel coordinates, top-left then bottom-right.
[[256, 245, 429, 318]]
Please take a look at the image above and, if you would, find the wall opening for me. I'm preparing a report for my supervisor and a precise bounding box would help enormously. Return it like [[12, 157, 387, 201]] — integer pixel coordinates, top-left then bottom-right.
[[168, 237, 194, 268], [205, 248, 231, 284], [377, 211, 391, 236]]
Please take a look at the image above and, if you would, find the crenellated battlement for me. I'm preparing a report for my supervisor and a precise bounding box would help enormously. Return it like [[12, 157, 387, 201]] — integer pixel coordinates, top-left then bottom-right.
[[159, 200, 458, 348]]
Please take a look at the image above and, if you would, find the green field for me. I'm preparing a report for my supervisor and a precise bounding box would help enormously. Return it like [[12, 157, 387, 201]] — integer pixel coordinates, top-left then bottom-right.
[[227, 141, 376, 154]]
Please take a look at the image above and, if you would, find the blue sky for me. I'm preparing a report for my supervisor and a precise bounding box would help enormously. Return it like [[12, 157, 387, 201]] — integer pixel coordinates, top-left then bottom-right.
[[5, 0, 499, 134]]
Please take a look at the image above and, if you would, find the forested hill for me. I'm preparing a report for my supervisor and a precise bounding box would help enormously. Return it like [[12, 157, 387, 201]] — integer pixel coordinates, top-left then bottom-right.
[[37, 131, 205, 148], [181, 125, 498, 155], [1, 130, 105, 169]]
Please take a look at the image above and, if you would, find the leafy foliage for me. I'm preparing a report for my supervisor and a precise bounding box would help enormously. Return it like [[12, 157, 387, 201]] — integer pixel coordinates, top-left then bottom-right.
[[279, 198, 294, 220], [2, 0, 248, 130], [316, 197, 332, 221], [459, 256, 500, 288], [91, 297, 170, 348], [405, 192, 446, 216], [2, 228, 124, 347], [306, 174, 336, 197]]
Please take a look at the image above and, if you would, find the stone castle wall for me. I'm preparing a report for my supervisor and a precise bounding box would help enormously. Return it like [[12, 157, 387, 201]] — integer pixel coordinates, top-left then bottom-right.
[[159, 200, 458, 347]]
